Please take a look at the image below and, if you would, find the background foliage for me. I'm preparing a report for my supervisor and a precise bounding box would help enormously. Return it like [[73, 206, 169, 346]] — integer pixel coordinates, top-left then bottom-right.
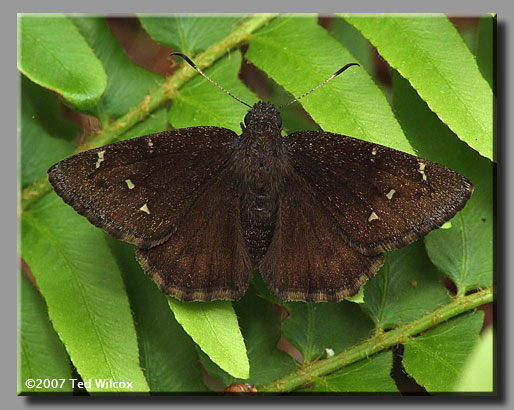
[[18, 14, 494, 394]]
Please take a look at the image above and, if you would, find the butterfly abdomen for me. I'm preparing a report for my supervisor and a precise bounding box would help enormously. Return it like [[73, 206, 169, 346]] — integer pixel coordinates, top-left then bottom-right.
[[240, 191, 278, 265], [233, 102, 292, 265]]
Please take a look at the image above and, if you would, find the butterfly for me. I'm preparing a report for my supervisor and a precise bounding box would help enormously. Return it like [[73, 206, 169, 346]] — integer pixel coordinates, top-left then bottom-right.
[[47, 53, 473, 302]]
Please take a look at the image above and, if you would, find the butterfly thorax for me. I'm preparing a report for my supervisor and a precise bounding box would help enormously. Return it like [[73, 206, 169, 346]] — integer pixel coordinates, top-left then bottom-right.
[[233, 102, 291, 265], [235, 103, 288, 192]]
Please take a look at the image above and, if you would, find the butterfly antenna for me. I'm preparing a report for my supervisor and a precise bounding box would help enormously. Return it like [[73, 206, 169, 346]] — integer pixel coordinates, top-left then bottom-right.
[[278, 62, 360, 109], [171, 53, 252, 108]]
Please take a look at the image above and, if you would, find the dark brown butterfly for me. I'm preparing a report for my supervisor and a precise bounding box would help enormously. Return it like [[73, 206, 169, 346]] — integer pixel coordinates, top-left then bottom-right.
[[47, 53, 473, 302]]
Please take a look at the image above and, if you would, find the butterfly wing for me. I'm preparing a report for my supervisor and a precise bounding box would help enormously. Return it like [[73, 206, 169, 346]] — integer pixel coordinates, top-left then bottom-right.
[[48, 127, 237, 248], [259, 174, 384, 302], [286, 131, 473, 255], [136, 170, 252, 301]]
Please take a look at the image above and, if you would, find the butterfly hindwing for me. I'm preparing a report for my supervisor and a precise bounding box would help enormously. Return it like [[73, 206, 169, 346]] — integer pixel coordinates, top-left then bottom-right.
[[136, 170, 253, 301], [259, 174, 385, 302], [48, 127, 237, 248], [286, 131, 473, 255]]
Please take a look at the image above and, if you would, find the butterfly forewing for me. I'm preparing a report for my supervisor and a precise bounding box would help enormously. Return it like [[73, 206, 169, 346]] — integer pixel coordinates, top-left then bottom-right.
[[286, 131, 473, 255], [136, 170, 253, 301], [48, 127, 237, 248], [259, 174, 385, 302]]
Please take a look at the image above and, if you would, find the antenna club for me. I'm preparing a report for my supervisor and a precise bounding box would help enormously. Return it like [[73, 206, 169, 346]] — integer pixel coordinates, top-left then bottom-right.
[[334, 62, 360, 77], [278, 61, 360, 109], [171, 52, 199, 70]]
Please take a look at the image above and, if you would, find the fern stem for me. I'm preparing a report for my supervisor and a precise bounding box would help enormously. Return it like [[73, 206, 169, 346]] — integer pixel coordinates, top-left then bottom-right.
[[258, 287, 494, 392], [20, 13, 278, 212]]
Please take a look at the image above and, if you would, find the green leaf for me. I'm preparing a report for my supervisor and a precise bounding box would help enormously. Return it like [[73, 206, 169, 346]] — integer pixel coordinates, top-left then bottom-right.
[[167, 297, 249, 380], [21, 193, 149, 393], [119, 107, 168, 141], [454, 326, 494, 392], [19, 274, 73, 394], [138, 15, 245, 56], [283, 301, 374, 363], [306, 351, 399, 393], [234, 287, 297, 384], [246, 16, 413, 154], [329, 17, 374, 77], [196, 349, 233, 389], [18, 15, 107, 110], [440, 221, 452, 229], [169, 50, 256, 133], [476, 15, 494, 90], [21, 75, 79, 140], [392, 72, 493, 294], [361, 241, 451, 330], [199, 286, 297, 386], [426, 213, 493, 295], [458, 27, 478, 55], [345, 285, 365, 304], [71, 17, 164, 121], [20, 77, 75, 187], [107, 238, 207, 392], [329, 17, 392, 101], [402, 310, 485, 392], [345, 15, 494, 160], [250, 271, 283, 305]]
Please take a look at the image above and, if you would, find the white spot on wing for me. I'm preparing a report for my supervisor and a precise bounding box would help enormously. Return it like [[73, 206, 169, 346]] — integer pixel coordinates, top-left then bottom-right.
[[148, 138, 154, 153], [371, 147, 377, 162], [418, 161, 427, 181], [95, 150, 105, 169], [125, 179, 135, 189], [368, 211, 379, 222], [386, 189, 396, 200], [139, 203, 150, 214]]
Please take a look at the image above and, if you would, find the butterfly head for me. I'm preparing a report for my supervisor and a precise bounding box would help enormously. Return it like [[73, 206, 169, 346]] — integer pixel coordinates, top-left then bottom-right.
[[243, 101, 282, 132]]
